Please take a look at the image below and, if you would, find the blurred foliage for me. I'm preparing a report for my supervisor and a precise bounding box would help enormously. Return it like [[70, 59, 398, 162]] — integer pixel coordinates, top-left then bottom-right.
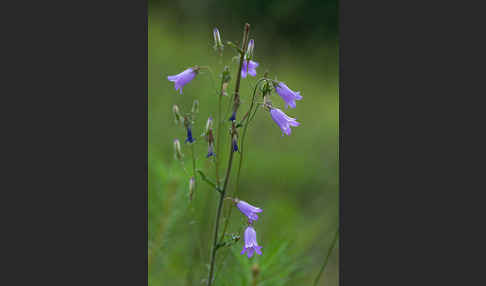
[[149, 1, 338, 285], [149, 0, 338, 44]]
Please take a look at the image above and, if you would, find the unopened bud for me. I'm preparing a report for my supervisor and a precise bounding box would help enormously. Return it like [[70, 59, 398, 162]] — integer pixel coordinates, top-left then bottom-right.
[[213, 28, 224, 52], [172, 104, 182, 124], [246, 39, 255, 60], [173, 139, 183, 160], [232, 133, 239, 152], [192, 99, 199, 113], [205, 117, 213, 134]]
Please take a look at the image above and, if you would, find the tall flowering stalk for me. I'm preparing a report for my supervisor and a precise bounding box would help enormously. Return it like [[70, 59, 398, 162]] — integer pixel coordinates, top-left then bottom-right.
[[166, 23, 304, 286]]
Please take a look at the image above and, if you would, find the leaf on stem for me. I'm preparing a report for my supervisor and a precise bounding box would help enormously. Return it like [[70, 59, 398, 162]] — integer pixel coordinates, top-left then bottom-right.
[[197, 170, 221, 193]]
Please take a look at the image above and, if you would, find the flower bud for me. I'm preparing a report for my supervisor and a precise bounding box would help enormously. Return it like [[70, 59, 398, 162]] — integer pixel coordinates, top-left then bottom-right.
[[213, 28, 224, 52], [173, 139, 183, 160], [192, 99, 199, 113], [232, 133, 239, 152], [246, 39, 255, 60], [205, 117, 213, 134], [172, 104, 182, 124]]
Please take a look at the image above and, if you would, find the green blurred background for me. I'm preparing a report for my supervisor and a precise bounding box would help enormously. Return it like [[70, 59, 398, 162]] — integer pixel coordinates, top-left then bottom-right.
[[149, 0, 339, 285]]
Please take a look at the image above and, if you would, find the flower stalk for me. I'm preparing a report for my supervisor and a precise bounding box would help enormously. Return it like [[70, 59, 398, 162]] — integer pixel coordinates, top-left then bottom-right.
[[207, 23, 251, 286]]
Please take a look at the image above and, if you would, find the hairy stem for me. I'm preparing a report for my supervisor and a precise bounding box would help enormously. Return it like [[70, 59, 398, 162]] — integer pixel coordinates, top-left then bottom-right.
[[207, 23, 250, 286], [313, 229, 339, 286]]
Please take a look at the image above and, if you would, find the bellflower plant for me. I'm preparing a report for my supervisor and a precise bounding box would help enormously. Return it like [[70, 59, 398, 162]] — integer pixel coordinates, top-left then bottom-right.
[[241, 226, 263, 258], [167, 23, 306, 286], [275, 81, 303, 108], [167, 67, 198, 94]]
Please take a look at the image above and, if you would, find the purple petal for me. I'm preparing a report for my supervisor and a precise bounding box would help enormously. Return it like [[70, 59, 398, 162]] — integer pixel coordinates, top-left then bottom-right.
[[247, 248, 255, 258], [294, 91, 303, 100], [240, 247, 246, 255], [255, 246, 263, 255]]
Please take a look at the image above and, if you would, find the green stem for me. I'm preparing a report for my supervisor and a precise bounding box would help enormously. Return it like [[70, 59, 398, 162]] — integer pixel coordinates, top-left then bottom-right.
[[207, 131, 236, 286], [313, 229, 339, 286], [207, 23, 250, 286]]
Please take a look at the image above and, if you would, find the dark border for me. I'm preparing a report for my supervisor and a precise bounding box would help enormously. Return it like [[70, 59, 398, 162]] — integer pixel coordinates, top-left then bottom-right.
[[6, 0, 149, 284]]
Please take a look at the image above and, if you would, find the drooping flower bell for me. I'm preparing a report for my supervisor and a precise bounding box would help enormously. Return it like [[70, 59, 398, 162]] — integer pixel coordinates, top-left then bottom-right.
[[274, 82, 303, 109], [167, 67, 198, 94], [270, 108, 300, 136], [235, 199, 262, 223], [241, 226, 263, 258]]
